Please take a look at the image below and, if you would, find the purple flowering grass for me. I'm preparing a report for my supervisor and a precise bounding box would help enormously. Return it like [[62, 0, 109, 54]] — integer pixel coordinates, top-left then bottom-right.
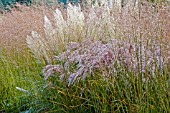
[[43, 39, 167, 86]]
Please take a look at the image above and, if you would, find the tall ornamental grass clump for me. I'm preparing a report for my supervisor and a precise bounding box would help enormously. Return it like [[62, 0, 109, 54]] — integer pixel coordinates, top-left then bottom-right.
[[24, 2, 170, 112]]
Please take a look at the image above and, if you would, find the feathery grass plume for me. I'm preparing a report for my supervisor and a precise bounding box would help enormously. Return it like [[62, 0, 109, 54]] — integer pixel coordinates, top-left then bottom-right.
[[67, 3, 85, 41], [53, 8, 66, 43], [43, 36, 168, 86], [44, 15, 53, 37], [26, 16, 57, 64], [44, 15, 59, 51], [122, 0, 139, 12], [86, 10, 98, 40], [26, 31, 50, 64], [114, 0, 121, 9], [43, 64, 63, 80], [88, 6, 115, 41], [67, 3, 85, 27]]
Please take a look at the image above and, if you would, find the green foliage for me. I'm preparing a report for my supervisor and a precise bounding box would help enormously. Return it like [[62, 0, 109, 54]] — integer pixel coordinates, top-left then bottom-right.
[[0, 0, 80, 9], [0, 48, 43, 112], [0, 0, 32, 10]]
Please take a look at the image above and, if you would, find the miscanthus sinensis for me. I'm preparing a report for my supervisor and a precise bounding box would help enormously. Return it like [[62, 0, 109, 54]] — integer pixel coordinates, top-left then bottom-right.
[[26, 31, 50, 64], [26, 3, 115, 63]]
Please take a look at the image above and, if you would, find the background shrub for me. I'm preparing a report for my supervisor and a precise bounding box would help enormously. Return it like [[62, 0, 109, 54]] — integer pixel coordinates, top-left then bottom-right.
[[0, 0, 32, 11], [0, 0, 79, 10]]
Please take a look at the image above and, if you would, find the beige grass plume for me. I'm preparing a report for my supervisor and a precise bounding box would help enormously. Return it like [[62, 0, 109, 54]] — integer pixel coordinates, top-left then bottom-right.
[[53, 8, 66, 43], [26, 31, 50, 64]]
